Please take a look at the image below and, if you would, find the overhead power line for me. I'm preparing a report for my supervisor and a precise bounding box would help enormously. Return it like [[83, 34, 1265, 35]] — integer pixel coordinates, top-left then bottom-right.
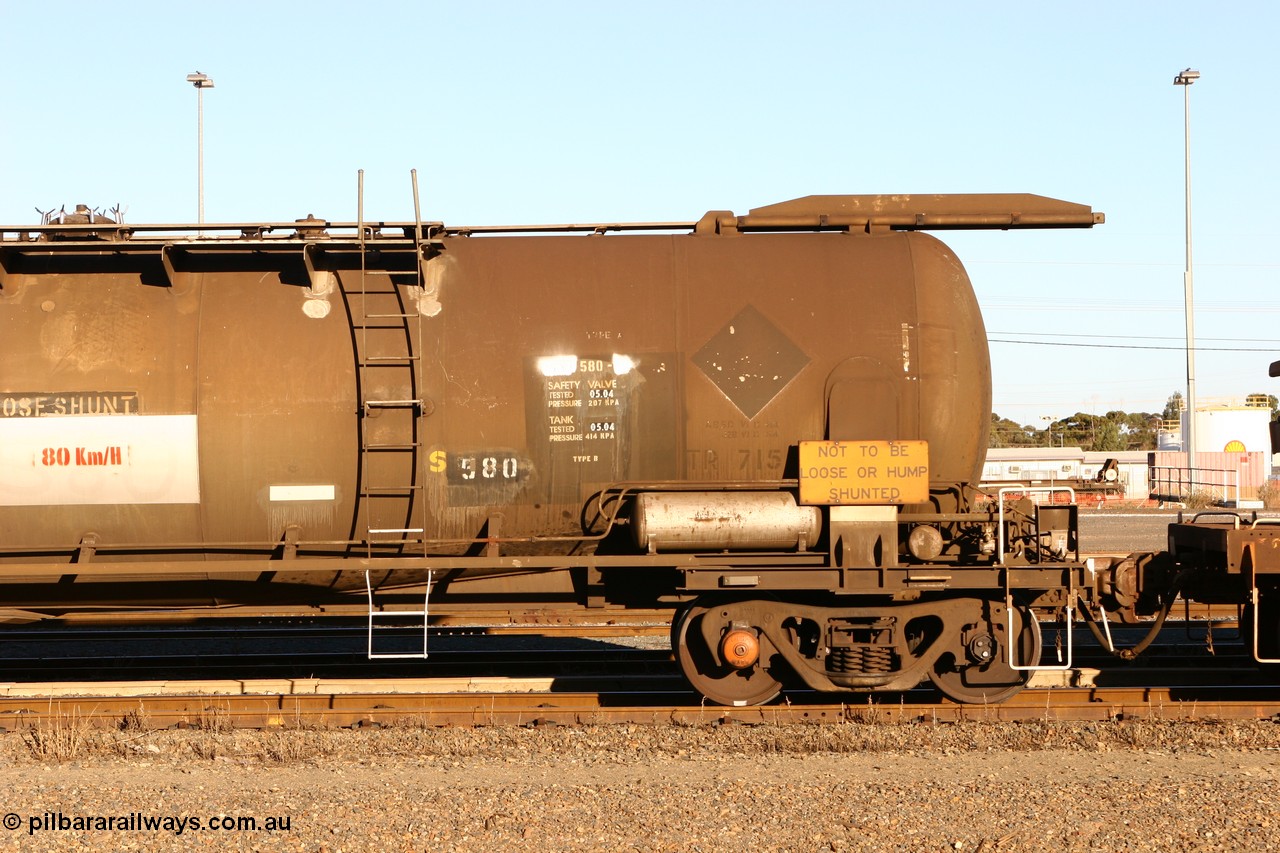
[[988, 337, 1279, 352], [990, 331, 1280, 344]]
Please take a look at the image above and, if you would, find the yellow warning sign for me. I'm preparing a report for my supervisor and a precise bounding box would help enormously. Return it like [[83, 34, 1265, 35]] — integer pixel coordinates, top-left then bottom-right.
[[798, 440, 929, 506]]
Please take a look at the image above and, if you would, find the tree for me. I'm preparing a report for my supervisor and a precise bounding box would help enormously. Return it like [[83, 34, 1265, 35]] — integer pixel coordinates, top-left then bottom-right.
[[1091, 419, 1126, 452], [995, 409, 1158, 451], [989, 413, 1038, 447], [1162, 391, 1185, 422]]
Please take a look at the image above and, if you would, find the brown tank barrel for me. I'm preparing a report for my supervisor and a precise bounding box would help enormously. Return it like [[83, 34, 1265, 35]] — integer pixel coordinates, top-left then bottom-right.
[[0, 195, 1100, 562]]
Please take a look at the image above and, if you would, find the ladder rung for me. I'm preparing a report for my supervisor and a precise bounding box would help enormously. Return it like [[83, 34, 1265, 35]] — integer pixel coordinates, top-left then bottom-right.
[[362, 355, 421, 363], [364, 443, 422, 451], [364, 399, 421, 408], [369, 527, 426, 534]]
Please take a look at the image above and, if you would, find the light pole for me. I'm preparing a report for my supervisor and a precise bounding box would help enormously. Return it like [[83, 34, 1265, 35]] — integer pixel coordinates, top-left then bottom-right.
[[186, 71, 214, 224], [1174, 67, 1199, 485]]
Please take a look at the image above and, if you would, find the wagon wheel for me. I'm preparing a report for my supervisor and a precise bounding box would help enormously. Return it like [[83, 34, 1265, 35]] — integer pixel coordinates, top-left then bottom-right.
[[669, 605, 687, 660], [928, 604, 1041, 704], [674, 604, 783, 707]]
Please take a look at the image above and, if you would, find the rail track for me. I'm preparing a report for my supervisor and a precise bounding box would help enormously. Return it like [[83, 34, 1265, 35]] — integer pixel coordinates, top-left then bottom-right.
[[2, 681, 1278, 731], [2, 625, 1277, 729], [0, 619, 1257, 683], [0, 624, 672, 683], [2, 600, 1276, 730]]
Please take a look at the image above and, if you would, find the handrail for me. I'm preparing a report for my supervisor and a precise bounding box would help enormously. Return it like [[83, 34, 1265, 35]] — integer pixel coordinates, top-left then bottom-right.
[[1006, 594, 1074, 673], [1188, 511, 1243, 528], [995, 485, 1079, 674], [995, 486, 1076, 563], [1250, 588, 1280, 664], [1150, 464, 1243, 506]]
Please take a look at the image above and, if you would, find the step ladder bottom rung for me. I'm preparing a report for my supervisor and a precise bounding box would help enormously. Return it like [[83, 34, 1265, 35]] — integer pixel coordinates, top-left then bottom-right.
[[364, 400, 422, 407], [368, 528, 425, 534], [367, 653, 430, 660]]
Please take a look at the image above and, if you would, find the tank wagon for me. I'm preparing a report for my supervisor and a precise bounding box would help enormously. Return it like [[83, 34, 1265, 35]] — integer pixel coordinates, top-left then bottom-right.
[[7, 181, 1270, 706]]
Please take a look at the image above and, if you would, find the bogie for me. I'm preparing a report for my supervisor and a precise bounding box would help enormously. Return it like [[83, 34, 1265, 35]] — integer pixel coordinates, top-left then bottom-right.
[[671, 596, 1045, 706]]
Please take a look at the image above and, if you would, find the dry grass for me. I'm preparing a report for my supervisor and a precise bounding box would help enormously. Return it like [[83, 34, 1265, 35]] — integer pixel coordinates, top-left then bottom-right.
[[186, 703, 234, 760], [1181, 488, 1221, 509], [1258, 480, 1280, 510], [119, 701, 152, 733], [22, 706, 99, 761], [255, 729, 340, 763]]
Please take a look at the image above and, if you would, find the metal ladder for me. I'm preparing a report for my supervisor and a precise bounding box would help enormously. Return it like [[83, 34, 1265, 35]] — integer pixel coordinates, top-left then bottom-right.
[[352, 169, 429, 557], [352, 170, 433, 659], [365, 569, 433, 660]]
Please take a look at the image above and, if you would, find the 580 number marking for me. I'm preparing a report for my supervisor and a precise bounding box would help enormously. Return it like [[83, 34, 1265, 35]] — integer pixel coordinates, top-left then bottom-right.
[[430, 450, 525, 485]]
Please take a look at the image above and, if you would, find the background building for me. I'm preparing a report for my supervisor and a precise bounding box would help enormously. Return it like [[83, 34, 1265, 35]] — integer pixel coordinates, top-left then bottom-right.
[[982, 448, 1150, 503]]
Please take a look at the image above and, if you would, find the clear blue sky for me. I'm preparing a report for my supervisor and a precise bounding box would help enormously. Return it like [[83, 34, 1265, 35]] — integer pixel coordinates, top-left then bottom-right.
[[3, 1, 1275, 430]]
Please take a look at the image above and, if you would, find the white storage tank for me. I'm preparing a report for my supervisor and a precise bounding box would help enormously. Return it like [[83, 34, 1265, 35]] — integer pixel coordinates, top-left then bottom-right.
[[1183, 404, 1271, 455]]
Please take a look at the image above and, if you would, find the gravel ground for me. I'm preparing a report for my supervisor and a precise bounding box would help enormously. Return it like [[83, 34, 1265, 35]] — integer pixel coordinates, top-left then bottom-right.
[[1078, 506, 1280, 554], [2, 720, 1279, 851], [1077, 507, 1181, 554]]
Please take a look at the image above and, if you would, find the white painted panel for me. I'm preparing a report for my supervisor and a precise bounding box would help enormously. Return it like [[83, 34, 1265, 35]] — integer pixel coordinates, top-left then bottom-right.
[[0, 415, 200, 506], [269, 484, 336, 502]]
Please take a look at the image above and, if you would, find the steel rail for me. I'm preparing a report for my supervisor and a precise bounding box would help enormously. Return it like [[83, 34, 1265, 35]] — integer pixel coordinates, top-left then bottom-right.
[[2, 684, 1277, 731]]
